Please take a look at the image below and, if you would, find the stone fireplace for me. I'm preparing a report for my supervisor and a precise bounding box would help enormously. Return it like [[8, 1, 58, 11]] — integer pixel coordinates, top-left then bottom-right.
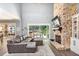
[[53, 3, 77, 49]]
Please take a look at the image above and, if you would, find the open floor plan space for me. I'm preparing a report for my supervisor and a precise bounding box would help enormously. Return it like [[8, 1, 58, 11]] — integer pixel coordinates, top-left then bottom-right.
[[0, 3, 79, 56]]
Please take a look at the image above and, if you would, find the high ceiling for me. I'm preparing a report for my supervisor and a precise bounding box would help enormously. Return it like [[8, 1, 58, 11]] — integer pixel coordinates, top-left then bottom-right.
[[0, 3, 20, 20]]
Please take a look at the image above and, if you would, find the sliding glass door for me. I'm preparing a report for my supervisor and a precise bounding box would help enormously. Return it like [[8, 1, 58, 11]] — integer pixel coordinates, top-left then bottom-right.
[[28, 25, 49, 39]]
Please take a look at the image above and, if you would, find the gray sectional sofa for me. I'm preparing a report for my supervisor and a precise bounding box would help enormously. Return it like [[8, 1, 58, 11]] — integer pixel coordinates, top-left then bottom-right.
[[7, 35, 37, 53]]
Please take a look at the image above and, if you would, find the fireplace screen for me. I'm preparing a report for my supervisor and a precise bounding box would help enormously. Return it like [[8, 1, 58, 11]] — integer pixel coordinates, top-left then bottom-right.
[[55, 35, 61, 44]]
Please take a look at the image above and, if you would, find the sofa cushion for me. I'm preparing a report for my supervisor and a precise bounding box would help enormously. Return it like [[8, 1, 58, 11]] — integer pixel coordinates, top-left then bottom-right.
[[26, 42, 36, 48], [25, 38, 32, 42], [13, 35, 21, 43], [13, 38, 21, 43], [7, 40, 14, 44]]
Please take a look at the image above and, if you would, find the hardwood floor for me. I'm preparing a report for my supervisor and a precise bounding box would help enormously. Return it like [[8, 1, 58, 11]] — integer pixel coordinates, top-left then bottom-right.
[[49, 42, 79, 56]]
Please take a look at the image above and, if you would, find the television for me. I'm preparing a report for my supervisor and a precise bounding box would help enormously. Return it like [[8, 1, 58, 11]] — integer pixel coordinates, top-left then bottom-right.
[[51, 16, 61, 28]]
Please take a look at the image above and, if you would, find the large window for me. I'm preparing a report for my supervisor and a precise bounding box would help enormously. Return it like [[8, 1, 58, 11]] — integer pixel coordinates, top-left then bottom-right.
[[29, 25, 49, 39]]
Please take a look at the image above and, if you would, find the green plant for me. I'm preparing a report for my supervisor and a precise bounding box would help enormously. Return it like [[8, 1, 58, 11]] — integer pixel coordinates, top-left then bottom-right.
[[40, 26, 49, 35]]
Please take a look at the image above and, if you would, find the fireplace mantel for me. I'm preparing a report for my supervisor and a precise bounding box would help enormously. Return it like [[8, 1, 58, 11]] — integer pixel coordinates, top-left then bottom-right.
[[54, 30, 61, 35]]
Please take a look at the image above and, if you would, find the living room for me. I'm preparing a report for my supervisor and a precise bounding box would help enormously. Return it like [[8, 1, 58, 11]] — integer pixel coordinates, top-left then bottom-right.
[[0, 3, 79, 56], [0, 3, 54, 56]]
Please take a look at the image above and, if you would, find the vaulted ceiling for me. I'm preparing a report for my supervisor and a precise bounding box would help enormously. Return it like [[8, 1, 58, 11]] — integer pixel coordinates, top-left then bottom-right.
[[0, 3, 20, 20]]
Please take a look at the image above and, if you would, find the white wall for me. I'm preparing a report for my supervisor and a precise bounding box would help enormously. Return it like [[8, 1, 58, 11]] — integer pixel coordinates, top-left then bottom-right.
[[0, 3, 20, 18], [22, 3, 53, 25], [22, 3, 53, 38]]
